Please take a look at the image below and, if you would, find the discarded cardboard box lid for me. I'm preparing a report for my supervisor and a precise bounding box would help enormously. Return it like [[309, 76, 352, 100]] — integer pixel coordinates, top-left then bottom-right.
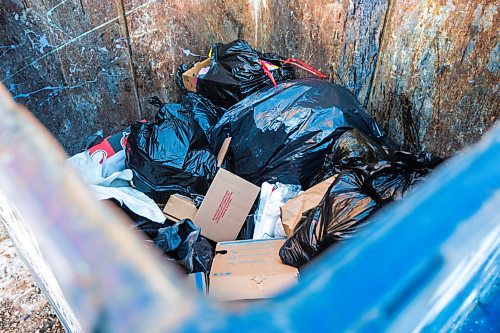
[[182, 58, 211, 92], [194, 168, 260, 242], [209, 239, 299, 301]]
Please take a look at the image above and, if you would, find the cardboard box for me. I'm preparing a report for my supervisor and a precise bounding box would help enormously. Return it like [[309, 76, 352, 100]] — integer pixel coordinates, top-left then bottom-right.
[[163, 194, 198, 222], [182, 58, 211, 92], [209, 239, 299, 301], [194, 168, 260, 242], [280, 175, 337, 237]]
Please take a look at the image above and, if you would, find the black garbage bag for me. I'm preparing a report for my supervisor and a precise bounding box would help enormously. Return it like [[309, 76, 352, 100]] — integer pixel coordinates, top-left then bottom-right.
[[279, 152, 442, 268], [309, 129, 391, 186], [328, 129, 391, 169], [365, 164, 425, 204], [236, 213, 256, 240], [152, 220, 214, 273], [210, 78, 389, 187], [108, 202, 214, 273], [279, 171, 379, 267], [365, 152, 443, 204], [154, 219, 200, 273], [393, 151, 443, 170], [126, 98, 218, 202], [134, 216, 214, 274], [192, 236, 215, 273], [196, 39, 296, 108], [182, 91, 225, 138]]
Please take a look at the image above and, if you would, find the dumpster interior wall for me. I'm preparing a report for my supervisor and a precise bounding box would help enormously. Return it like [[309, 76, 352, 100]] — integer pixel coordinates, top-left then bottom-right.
[[0, 0, 498, 156]]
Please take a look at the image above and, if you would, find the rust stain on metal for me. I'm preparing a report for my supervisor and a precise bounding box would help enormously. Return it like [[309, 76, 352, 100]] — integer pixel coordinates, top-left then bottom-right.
[[0, 0, 142, 154], [368, 0, 499, 156], [1, 0, 497, 157], [122, 0, 388, 117]]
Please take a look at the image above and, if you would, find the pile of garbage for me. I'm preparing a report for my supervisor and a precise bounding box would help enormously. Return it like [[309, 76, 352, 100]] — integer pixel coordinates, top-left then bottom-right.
[[69, 39, 442, 300]]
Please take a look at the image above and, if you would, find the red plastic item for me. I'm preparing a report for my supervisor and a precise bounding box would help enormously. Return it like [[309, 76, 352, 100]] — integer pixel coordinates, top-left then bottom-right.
[[281, 58, 327, 79], [88, 120, 147, 163], [259, 59, 278, 88]]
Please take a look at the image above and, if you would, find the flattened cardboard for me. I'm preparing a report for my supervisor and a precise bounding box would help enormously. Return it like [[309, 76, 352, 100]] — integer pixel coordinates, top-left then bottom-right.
[[163, 194, 198, 222], [281, 175, 337, 237], [209, 239, 299, 301], [182, 58, 211, 92], [194, 169, 260, 242]]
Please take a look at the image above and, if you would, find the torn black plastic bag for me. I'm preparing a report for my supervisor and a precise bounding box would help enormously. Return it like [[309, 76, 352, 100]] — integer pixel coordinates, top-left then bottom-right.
[[107, 202, 214, 273], [279, 171, 379, 268], [196, 39, 296, 108], [191, 235, 215, 273], [210, 78, 389, 187], [126, 100, 218, 202], [154, 221, 214, 274]]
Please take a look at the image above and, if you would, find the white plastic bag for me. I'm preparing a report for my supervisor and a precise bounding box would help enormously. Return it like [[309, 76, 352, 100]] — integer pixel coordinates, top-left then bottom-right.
[[68, 152, 165, 223], [253, 182, 301, 239]]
